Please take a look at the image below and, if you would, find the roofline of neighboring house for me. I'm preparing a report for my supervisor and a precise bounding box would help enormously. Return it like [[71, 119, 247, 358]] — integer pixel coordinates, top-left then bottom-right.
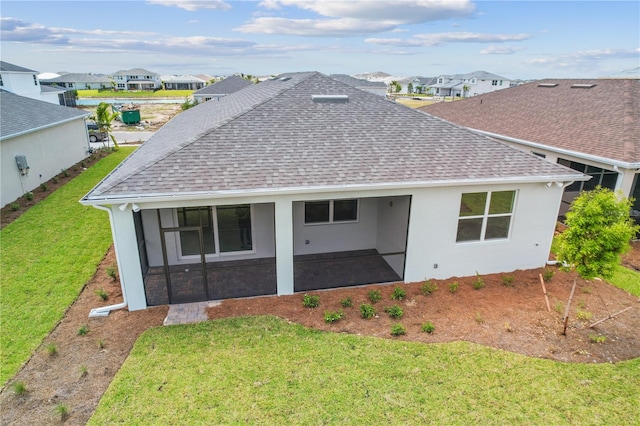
[[470, 128, 640, 171], [80, 173, 588, 206], [0, 113, 90, 141]]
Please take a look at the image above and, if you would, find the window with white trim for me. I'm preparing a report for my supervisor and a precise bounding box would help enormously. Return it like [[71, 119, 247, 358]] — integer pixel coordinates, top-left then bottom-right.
[[456, 191, 515, 242], [304, 199, 358, 224]]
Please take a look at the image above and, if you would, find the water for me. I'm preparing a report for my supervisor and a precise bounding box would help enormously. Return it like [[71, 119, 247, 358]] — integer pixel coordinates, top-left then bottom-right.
[[76, 98, 183, 106]]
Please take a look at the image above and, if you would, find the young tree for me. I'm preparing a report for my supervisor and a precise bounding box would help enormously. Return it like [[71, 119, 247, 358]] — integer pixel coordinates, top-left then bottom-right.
[[91, 102, 120, 149], [555, 187, 639, 333], [407, 82, 414, 94]]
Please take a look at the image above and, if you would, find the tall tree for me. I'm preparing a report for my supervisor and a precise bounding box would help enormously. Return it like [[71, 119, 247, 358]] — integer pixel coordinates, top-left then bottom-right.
[[407, 82, 414, 94]]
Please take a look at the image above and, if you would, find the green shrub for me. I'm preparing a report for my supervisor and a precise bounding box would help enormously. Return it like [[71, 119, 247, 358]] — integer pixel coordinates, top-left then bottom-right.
[[46, 343, 57, 356], [589, 334, 607, 344], [324, 310, 344, 324], [448, 281, 459, 293], [576, 310, 592, 321], [10, 202, 20, 211], [420, 280, 438, 295], [368, 290, 382, 303], [390, 286, 406, 300], [79, 364, 88, 377], [95, 288, 109, 301], [360, 303, 376, 319], [81, 161, 87, 168], [11, 381, 27, 395], [61, 168, 70, 177], [24, 192, 34, 201], [422, 321, 435, 333], [106, 266, 117, 280], [502, 275, 514, 287], [390, 323, 406, 336], [98, 339, 106, 349], [302, 294, 320, 308], [542, 268, 554, 282], [78, 324, 89, 335], [52, 176, 59, 184], [40, 183, 48, 192], [472, 273, 485, 290], [54, 404, 69, 421], [340, 297, 353, 308], [475, 312, 484, 324], [554, 301, 564, 314], [384, 304, 404, 319]]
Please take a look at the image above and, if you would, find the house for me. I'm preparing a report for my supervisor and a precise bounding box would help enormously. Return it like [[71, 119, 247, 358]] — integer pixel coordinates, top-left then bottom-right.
[[80, 72, 585, 315], [161, 75, 207, 90], [109, 68, 161, 91], [396, 76, 437, 95], [39, 73, 113, 90], [1, 91, 90, 207], [330, 74, 388, 96], [192, 75, 253, 103], [0, 61, 62, 105], [419, 78, 640, 217], [428, 71, 513, 98]]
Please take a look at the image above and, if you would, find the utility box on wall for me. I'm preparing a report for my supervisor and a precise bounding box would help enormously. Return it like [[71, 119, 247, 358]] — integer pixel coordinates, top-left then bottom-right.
[[15, 155, 29, 176]]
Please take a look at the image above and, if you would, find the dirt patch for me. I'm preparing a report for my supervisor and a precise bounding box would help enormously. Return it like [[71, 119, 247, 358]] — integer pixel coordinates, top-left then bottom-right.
[[77, 103, 182, 132]]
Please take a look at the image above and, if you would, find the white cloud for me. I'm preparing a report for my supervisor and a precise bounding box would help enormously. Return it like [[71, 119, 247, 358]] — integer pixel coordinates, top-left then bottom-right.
[[1, 17, 69, 44], [528, 48, 640, 66], [480, 45, 524, 55], [366, 32, 531, 47], [237, 17, 397, 37], [146, 0, 231, 12]]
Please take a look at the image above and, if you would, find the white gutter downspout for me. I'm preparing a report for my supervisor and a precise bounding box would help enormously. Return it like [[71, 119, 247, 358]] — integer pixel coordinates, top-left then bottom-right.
[[547, 181, 576, 267], [89, 204, 128, 317]]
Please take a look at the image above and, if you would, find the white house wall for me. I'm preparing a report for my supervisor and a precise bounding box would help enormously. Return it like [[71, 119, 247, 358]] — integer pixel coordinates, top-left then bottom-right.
[[1, 72, 41, 100], [1, 119, 90, 207]]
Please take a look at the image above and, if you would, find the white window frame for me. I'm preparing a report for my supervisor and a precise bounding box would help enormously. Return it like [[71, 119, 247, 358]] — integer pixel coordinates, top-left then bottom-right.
[[456, 191, 516, 243], [303, 199, 359, 225]]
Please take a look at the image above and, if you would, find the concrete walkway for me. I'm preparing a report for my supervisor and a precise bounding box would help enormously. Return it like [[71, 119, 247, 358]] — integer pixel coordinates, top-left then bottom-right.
[[163, 300, 220, 326]]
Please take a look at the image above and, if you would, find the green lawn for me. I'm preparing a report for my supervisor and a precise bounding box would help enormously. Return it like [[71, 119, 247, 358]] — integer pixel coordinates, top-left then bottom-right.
[[77, 89, 193, 98], [90, 316, 639, 425], [0, 147, 135, 384]]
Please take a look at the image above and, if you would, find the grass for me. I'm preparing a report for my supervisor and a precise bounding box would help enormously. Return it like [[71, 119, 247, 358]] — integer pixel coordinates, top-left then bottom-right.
[[77, 89, 193, 98], [0, 147, 135, 384], [90, 316, 640, 425], [608, 264, 640, 296]]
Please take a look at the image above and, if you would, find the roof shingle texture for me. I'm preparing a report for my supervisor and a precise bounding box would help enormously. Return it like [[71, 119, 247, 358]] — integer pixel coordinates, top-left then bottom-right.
[[194, 76, 253, 96], [86, 72, 583, 200], [421, 79, 640, 164]]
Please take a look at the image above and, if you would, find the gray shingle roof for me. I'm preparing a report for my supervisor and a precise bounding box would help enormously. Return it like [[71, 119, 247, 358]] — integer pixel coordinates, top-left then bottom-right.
[[194, 75, 253, 96], [84, 72, 584, 201], [0, 61, 37, 73], [0, 91, 88, 140], [111, 68, 159, 77], [330, 74, 387, 89], [41, 73, 112, 84]]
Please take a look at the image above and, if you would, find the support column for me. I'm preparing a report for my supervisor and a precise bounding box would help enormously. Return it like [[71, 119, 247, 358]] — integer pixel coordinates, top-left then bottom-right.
[[111, 207, 147, 311], [274, 199, 294, 295]]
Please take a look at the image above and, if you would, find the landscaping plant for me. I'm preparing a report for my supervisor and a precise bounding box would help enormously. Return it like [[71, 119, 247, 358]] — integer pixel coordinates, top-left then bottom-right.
[[390, 286, 406, 300], [384, 305, 404, 319], [420, 280, 438, 295], [360, 304, 376, 319], [390, 323, 406, 336], [368, 290, 382, 303], [302, 294, 320, 308]]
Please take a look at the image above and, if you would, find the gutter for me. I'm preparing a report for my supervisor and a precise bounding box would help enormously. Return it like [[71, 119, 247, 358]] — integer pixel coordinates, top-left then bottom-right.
[[88, 205, 128, 317]]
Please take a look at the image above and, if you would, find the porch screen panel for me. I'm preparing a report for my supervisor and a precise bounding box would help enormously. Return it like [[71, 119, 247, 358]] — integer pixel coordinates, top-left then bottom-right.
[[177, 207, 215, 255], [217, 205, 252, 252]]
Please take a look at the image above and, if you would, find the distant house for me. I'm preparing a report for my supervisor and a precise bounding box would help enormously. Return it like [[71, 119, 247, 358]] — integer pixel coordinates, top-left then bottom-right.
[[161, 75, 206, 90], [396, 76, 437, 95], [420, 78, 640, 217], [1, 91, 90, 207], [0, 61, 62, 105], [428, 71, 513, 98], [330, 74, 388, 96], [110, 68, 161, 91], [80, 72, 585, 314], [39, 73, 113, 90], [192, 75, 253, 103]]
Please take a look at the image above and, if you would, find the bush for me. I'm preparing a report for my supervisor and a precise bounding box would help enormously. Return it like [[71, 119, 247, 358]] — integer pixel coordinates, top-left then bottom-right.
[[472, 273, 485, 290], [324, 310, 344, 323], [390, 323, 406, 336], [420, 280, 438, 295], [40, 183, 48, 192], [46, 343, 57, 356], [422, 321, 435, 333], [11, 381, 27, 395], [106, 266, 117, 280], [589, 334, 607, 344], [95, 288, 109, 301], [302, 294, 320, 308], [61, 168, 70, 177], [448, 281, 459, 293], [78, 324, 89, 335], [502, 275, 514, 287], [340, 297, 353, 308], [24, 192, 34, 201], [10, 202, 20, 212], [54, 404, 69, 421], [390, 286, 406, 300], [52, 176, 59, 184], [384, 304, 404, 319], [368, 290, 382, 303], [542, 268, 555, 282], [360, 303, 376, 319], [576, 310, 592, 321]]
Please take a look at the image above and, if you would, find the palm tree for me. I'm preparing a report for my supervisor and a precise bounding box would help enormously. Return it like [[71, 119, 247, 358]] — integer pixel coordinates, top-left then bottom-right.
[[91, 102, 120, 149], [462, 84, 470, 98]]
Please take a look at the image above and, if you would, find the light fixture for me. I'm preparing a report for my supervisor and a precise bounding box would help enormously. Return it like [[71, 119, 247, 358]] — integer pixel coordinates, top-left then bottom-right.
[[545, 182, 552, 188], [132, 203, 141, 212], [118, 203, 128, 211], [555, 182, 563, 188]]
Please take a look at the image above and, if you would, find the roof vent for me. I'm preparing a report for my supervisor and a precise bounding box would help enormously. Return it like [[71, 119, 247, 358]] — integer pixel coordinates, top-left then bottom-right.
[[279, 77, 291, 81], [571, 83, 596, 89], [312, 95, 349, 103], [537, 83, 558, 88]]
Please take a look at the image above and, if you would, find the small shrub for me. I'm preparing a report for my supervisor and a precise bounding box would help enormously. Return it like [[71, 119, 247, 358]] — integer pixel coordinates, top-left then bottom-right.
[[52, 176, 59, 184], [422, 321, 435, 333], [504, 322, 513, 332], [79, 364, 88, 377], [46, 343, 57, 356], [542, 268, 554, 282], [324, 310, 344, 323], [368, 290, 382, 303], [81, 161, 87, 168], [11, 381, 27, 395], [475, 312, 484, 324], [10, 202, 20, 211], [554, 302, 564, 314], [98, 339, 106, 349], [302, 293, 320, 308], [390, 286, 406, 300], [40, 183, 48, 192], [77, 324, 89, 336], [62, 168, 70, 177], [502, 275, 514, 287], [420, 280, 438, 295], [589, 334, 607, 344], [340, 297, 353, 308], [24, 192, 34, 201], [384, 304, 404, 319], [95, 288, 109, 301], [472, 273, 485, 290], [106, 266, 117, 281], [390, 323, 406, 336], [577, 300, 586, 309], [360, 303, 376, 319], [54, 404, 69, 421], [448, 281, 459, 293], [576, 310, 592, 321]]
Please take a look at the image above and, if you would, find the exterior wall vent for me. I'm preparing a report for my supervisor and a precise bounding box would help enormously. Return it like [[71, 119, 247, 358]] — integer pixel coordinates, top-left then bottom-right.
[[537, 83, 558, 88], [312, 95, 349, 103], [571, 83, 596, 89]]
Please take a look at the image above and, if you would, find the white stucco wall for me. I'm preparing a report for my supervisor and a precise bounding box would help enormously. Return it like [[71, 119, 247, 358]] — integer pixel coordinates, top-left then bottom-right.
[[1, 72, 41, 100], [1, 119, 90, 207]]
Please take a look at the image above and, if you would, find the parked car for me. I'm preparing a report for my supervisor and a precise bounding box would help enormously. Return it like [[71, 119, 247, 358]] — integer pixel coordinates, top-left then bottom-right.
[[87, 122, 108, 143]]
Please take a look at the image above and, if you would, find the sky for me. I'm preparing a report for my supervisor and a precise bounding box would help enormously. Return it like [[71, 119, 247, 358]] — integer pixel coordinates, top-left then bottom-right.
[[1, 1, 638, 80]]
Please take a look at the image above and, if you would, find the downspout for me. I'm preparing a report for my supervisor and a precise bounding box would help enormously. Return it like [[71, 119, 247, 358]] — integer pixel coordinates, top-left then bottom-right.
[[88, 204, 128, 317], [547, 181, 575, 266]]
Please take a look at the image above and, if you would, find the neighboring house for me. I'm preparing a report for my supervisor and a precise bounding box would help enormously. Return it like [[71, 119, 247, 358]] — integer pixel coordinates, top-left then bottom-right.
[[0, 61, 60, 105], [39, 73, 113, 90], [428, 71, 512, 98], [192, 75, 253, 103], [1, 91, 90, 207], [420, 78, 640, 218], [330, 74, 388, 96], [161, 75, 206, 90], [80, 72, 586, 315], [396, 76, 436, 95], [40, 84, 76, 107], [109, 68, 161, 91]]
